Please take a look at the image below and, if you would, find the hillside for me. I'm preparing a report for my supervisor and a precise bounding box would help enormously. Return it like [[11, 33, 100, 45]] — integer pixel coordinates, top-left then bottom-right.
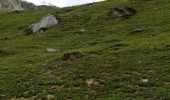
[[0, 0, 170, 99]]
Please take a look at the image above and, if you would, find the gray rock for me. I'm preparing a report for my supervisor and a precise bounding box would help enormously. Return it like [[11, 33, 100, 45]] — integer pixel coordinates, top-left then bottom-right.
[[141, 79, 149, 83], [47, 95, 55, 100], [110, 7, 136, 18], [133, 28, 147, 32], [47, 48, 61, 52], [80, 29, 85, 32], [30, 14, 58, 33]]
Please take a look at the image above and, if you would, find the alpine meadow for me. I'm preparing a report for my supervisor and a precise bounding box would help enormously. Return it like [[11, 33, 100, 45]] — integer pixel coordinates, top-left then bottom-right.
[[0, 0, 170, 99]]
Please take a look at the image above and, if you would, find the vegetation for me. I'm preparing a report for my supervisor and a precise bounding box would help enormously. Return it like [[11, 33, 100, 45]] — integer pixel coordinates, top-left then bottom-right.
[[0, 0, 170, 99]]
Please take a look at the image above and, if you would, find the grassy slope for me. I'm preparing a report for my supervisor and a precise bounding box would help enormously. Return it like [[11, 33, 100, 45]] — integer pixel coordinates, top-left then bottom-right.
[[0, 0, 170, 99]]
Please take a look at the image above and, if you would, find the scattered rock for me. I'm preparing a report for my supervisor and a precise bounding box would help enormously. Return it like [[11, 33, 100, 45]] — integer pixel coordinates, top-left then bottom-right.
[[0, 94, 5, 97], [164, 82, 170, 85], [85, 78, 99, 86], [127, 84, 135, 89], [76, 29, 86, 34], [47, 95, 55, 100], [86, 78, 94, 86], [80, 29, 85, 32], [29, 14, 58, 33], [22, 91, 29, 97], [110, 7, 136, 18], [132, 28, 147, 33], [47, 48, 61, 52], [141, 79, 149, 83], [47, 48, 56, 52], [61, 51, 84, 61]]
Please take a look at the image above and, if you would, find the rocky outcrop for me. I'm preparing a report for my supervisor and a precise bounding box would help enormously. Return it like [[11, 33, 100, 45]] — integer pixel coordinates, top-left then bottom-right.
[[21, 1, 37, 9], [0, 0, 23, 11], [29, 14, 58, 33], [110, 7, 136, 18]]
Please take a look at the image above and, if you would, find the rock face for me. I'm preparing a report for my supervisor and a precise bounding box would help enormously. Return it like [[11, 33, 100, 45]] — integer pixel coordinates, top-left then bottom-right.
[[30, 14, 58, 33], [110, 7, 136, 17], [21, 1, 37, 9], [0, 0, 23, 11]]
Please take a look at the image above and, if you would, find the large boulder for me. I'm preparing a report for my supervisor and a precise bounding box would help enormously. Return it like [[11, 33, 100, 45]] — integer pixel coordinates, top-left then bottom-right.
[[0, 0, 23, 11], [110, 7, 136, 18], [29, 14, 58, 33]]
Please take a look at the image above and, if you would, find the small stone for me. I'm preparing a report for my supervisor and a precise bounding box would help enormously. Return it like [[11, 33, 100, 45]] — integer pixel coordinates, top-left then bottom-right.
[[47, 48, 60, 52], [141, 79, 149, 83], [22, 91, 29, 96], [80, 29, 85, 32], [0, 94, 5, 97], [138, 60, 141, 63], [47, 95, 55, 100], [85, 78, 99, 86], [133, 28, 147, 33], [127, 84, 135, 89], [86, 78, 94, 86]]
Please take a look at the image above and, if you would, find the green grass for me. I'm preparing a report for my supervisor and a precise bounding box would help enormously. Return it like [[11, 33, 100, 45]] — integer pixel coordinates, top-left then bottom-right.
[[0, 0, 170, 99]]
